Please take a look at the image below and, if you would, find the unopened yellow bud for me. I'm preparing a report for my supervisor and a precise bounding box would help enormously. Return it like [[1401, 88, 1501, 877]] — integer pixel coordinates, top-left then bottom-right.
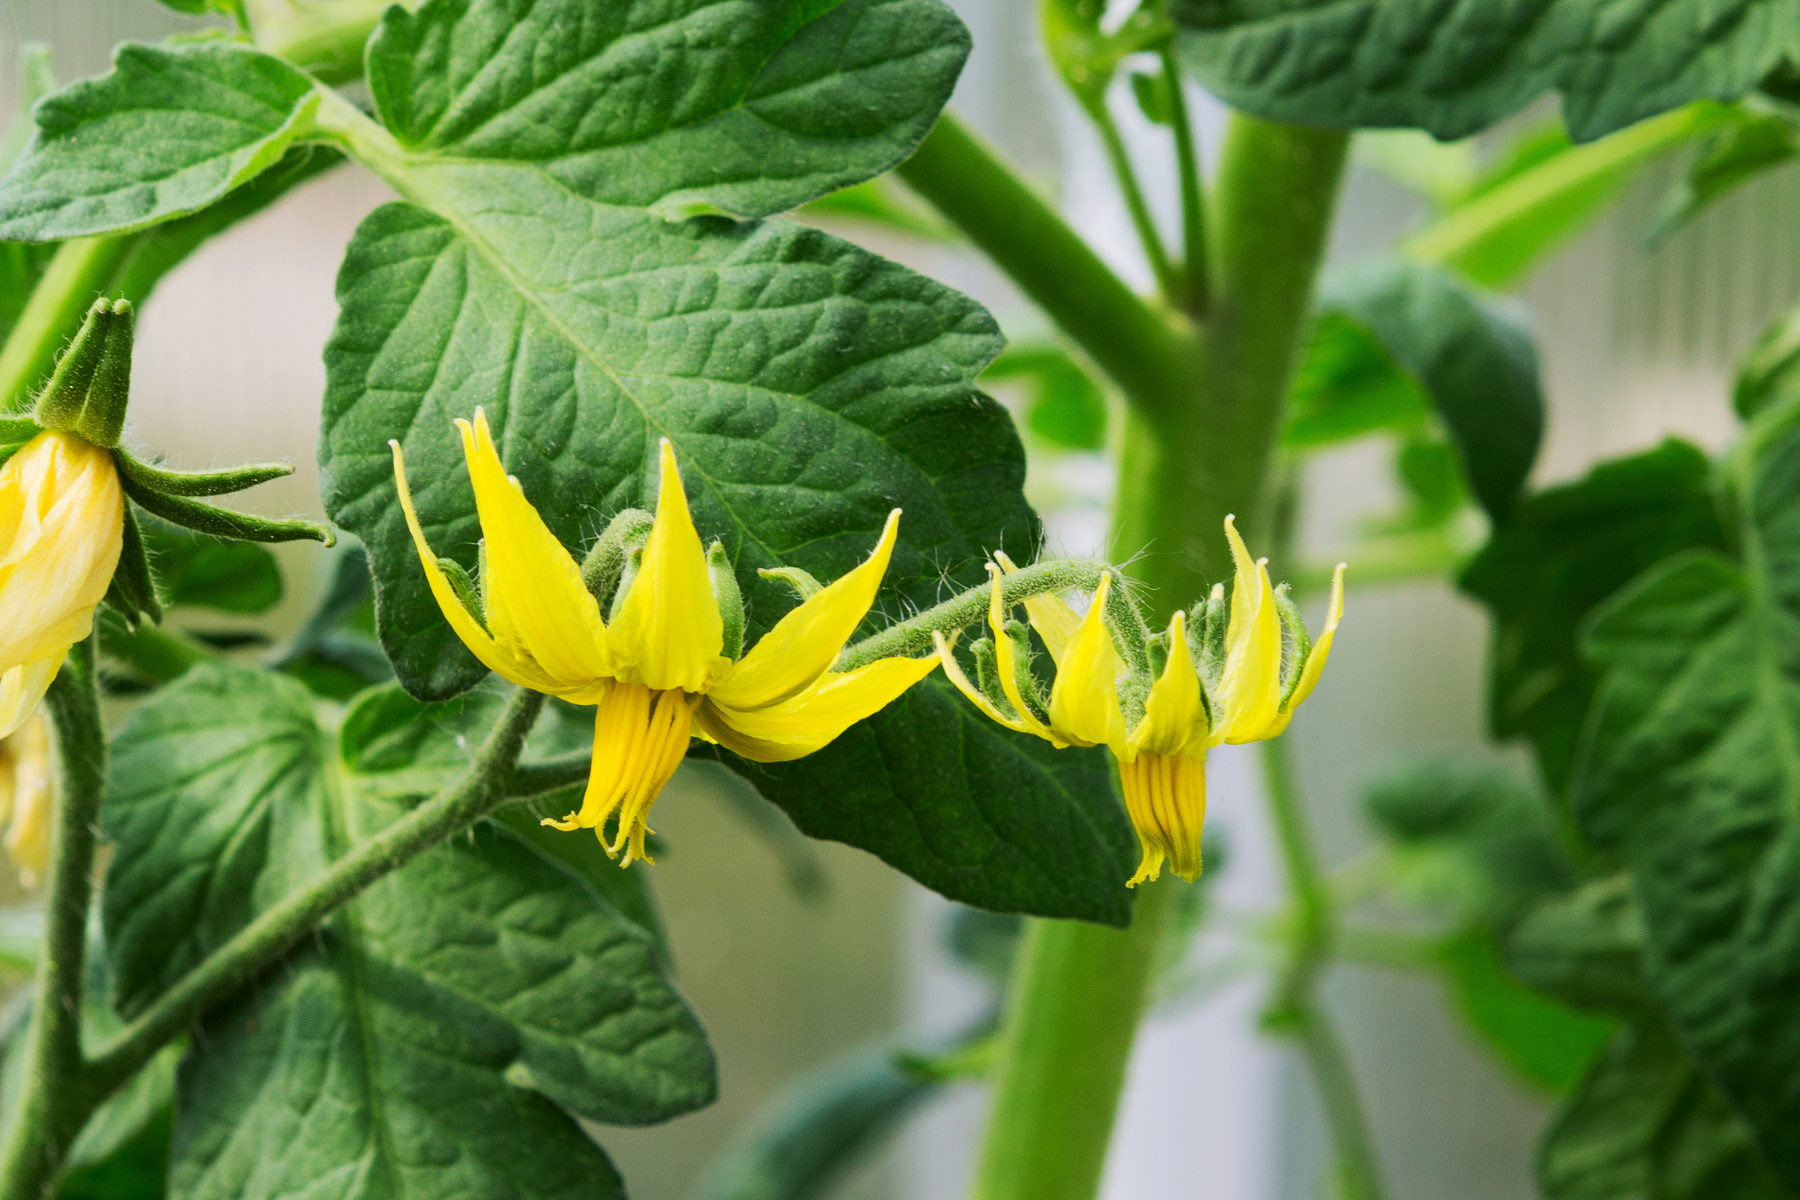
[[0, 431, 124, 736]]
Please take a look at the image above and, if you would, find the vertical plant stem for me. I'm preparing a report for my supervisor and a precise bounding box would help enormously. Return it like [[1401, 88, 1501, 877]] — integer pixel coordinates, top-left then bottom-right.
[[1086, 103, 1181, 304], [1261, 736, 1386, 1200], [0, 640, 106, 1199], [1159, 48, 1208, 316], [972, 880, 1175, 1200], [0, 238, 136, 411]]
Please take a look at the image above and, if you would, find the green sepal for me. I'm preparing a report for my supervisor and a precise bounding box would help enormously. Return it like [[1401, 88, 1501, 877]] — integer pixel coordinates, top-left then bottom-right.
[[1002, 619, 1051, 723], [758, 565, 824, 601], [969, 638, 1016, 720], [581, 508, 653, 608], [1191, 583, 1228, 686], [0, 416, 40, 444], [115, 447, 293, 497], [1271, 582, 1313, 707], [1100, 570, 1154, 677], [708, 541, 745, 661], [33, 298, 116, 432], [103, 504, 164, 628], [119, 471, 333, 545], [75, 299, 133, 447], [436, 556, 485, 630]]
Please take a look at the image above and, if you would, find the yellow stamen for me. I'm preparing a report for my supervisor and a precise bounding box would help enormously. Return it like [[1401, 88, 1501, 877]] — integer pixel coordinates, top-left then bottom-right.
[[543, 680, 701, 866], [1118, 751, 1206, 886]]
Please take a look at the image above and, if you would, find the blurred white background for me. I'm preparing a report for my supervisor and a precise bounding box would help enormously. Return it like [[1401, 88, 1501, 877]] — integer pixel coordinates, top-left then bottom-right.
[[4, 1, 1799, 1198]]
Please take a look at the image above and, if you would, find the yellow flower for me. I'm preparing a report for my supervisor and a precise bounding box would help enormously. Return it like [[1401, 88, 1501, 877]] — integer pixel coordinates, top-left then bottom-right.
[[0, 431, 125, 737], [393, 410, 940, 865], [0, 714, 51, 887], [937, 518, 1343, 887]]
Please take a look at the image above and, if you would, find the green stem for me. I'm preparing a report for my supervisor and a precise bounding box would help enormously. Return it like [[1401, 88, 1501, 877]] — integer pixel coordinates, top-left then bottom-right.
[[895, 112, 1199, 422], [972, 880, 1176, 1200], [1086, 102, 1180, 304], [0, 641, 106, 1199], [0, 239, 135, 411], [86, 687, 545, 1095], [1261, 736, 1385, 1200], [244, 0, 389, 84], [1159, 47, 1208, 316]]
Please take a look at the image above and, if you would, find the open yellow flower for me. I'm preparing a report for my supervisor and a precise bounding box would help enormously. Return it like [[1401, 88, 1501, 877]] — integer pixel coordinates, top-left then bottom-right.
[[0, 714, 51, 887], [393, 410, 940, 865], [0, 431, 124, 737], [937, 518, 1344, 886]]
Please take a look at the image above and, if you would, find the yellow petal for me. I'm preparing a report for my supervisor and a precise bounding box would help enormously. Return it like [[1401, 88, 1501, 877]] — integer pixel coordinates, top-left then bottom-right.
[[608, 439, 725, 692], [1118, 750, 1206, 886], [1262, 562, 1345, 738], [391, 439, 562, 694], [1129, 612, 1207, 757], [1213, 516, 1283, 745], [457, 412, 611, 689], [932, 630, 1033, 737], [995, 552, 1082, 668], [3, 714, 51, 887], [986, 563, 1057, 741], [0, 659, 60, 740], [1046, 572, 1124, 748], [696, 654, 940, 762], [0, 433, 122, 680], [712, 509, 900, 711]]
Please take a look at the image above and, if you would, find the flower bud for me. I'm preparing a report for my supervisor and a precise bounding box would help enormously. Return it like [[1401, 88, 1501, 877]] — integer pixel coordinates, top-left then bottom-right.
[[0, 431, 124, 736]]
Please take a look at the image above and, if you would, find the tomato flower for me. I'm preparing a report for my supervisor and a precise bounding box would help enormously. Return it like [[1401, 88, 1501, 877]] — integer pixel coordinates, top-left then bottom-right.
[[393, 410, 939, 865]]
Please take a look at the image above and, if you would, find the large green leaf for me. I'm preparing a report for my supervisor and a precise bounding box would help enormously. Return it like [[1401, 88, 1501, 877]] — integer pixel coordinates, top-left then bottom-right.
[[1462, 440, 1725, 794], [0, 41, 319, 241], [1296, 258, 1544, 522], [367, 0, 967, 223], [316, 0, 1014, 700], [100, 664, 715, 1194], [1574, 404, 1800, 1186], [1539, 1019, 1791, 1200], [1505, 875, 1648, 1017], [699, 676, 1138, 926], [1173, 0, 1800, 141]]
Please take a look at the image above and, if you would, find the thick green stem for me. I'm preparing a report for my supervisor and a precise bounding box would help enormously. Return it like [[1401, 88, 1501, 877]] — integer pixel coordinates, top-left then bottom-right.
[[1261, 736, 1385, 1200], [0, 239, 135, 411], [972, 880, 1175, 1200], [86, 687, 546, 1096], [0, 641, 106, 1199], [896, 112, 1199, 422]]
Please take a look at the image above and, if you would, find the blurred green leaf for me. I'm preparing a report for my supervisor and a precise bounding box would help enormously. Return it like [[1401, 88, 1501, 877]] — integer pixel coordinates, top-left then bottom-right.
[[138, 513, 281, 614], [1573, 400, 1800, 1187], [1354, 129, 1479, 211], [1652, 110, 1800, 244], [1461, 440, 1725, 795], [1291, 258, 1543, 522], [688, 1046, 941, 1200], [1506, 875, 1647, 1016], [984, 343, 1109, 451], [1735, 304, 1800, 421], [1391, 435, 1469, 530], [1129, 68, 1175, 126], [1539, 1019, 1791, 1200], [1437, 929, 1614, 1095], [800, 176, 953, 240]]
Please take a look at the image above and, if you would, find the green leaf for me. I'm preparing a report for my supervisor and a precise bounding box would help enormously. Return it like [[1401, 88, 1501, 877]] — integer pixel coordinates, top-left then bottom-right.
[[1282, 312, 1430, 449], [1173, 0, 1796, 141], [0, 41, 320, 241], [136, 512, 282, 614], [1539, 1019, 1791, 1200], [100, 663, 714, 1190], [320, 0, 1018, 700], [699, 675, 1138, 926], [366, 0, 969, 223], [1437, 929, 1614, 1095], [1653, 110, 1800, 244], [798, 176, 954, 240], [1504, 875, 1648, 1016], [1306, 259, 1544, 522], [1736, 303, 1800, 421], [687, 1046, 938, 1200], [1461, 440, 1725, 794], [983, 343, 1108, 451], [1573, 403, 1800, 1187]]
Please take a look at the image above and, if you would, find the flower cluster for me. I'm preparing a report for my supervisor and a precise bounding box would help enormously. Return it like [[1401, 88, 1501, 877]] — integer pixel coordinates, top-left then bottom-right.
[[937, 519, 1343, 886]]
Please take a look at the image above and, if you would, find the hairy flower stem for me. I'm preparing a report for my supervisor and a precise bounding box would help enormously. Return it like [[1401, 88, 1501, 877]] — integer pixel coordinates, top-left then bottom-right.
[[1261, 735, 1386, 1200], [0, 641, 107, 1200]]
